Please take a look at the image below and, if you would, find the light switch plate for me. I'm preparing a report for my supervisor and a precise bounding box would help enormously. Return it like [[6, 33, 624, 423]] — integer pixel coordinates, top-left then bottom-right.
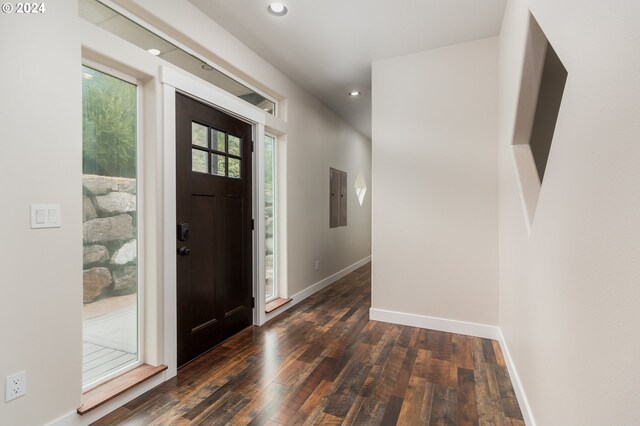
[[30, 204, 61, 229]]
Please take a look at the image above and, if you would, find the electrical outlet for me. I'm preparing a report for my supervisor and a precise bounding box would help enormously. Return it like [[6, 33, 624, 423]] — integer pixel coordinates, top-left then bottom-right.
[[314, 260, 319, 271], [5, 371, 26, 402]]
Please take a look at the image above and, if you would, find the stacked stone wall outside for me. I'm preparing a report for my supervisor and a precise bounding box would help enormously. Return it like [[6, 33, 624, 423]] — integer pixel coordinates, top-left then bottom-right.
[[82, 174, 137, 303]]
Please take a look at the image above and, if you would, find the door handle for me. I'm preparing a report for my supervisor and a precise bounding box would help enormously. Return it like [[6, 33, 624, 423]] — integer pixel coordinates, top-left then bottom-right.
[[177, 247, 191, 256]]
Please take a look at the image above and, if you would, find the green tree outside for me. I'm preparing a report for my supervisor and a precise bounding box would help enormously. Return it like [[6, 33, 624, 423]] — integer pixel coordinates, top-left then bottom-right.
[[82, 66, 137, 178]]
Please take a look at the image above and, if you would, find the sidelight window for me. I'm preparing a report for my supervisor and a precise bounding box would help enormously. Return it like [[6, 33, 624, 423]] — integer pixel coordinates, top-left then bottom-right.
[[81, 65, 141, 389], [264, 135, 277, 301]]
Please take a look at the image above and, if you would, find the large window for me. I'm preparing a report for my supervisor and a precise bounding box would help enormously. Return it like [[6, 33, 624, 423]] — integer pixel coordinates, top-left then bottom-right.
[[81, 65, 140, 389], [264, 135, 277, 301]]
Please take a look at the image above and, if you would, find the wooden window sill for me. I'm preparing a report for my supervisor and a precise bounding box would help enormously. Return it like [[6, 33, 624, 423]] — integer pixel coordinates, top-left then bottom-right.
[[77, 364, 167, 415], [265, 297, 292, 313]]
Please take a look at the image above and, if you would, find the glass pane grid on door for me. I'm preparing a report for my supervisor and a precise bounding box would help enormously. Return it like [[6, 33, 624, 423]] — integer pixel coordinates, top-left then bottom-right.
[[191, 122, 242, 179]]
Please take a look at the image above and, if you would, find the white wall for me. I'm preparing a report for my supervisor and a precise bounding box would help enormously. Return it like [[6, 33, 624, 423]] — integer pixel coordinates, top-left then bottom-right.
[[286, 101, 372, 294], [371, 37, 499, 326], [499, 0, 640, 424], [0, 3, 83, 426], [0, 1, 371, 424]]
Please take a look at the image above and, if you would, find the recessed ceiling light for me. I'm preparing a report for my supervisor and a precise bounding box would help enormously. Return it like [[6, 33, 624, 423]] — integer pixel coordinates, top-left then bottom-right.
[[349, 91, 361, 97], [267, 3, 288, 16], [147, 48, 161, 56], [202, 64, 214, 71]]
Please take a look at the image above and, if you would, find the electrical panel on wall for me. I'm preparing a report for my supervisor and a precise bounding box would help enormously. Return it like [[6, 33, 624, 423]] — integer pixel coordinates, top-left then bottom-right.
[[330, 168, 347, 228]]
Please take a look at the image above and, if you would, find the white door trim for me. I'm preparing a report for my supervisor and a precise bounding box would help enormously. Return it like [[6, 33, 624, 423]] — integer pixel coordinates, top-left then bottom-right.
[[160, 65, 278, 378]]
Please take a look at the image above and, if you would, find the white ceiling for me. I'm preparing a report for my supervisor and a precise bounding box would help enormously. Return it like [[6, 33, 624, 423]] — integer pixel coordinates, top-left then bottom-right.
[[189, 0, 507, 139]]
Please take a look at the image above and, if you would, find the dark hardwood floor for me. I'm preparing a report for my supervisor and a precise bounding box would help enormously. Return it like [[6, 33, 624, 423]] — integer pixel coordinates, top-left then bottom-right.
[[92, 263, 524, 425]]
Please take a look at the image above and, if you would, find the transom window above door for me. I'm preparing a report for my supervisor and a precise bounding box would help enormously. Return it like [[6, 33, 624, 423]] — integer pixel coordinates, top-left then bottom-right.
[[191, 122, 242, 179]]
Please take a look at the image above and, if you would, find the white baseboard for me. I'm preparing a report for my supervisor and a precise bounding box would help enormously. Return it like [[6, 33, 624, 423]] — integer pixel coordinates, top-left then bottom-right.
[[292, 256, 371, 302], [496, 330, 536, 426], [262, 256, 371, 323], [369, 307, 535, 425], [45, 373, 166, 426], [369, 308, 501, 340]]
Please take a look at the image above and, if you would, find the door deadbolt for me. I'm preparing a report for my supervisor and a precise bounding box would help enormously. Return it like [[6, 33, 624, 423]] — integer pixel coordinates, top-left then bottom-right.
[[177, 223, 190, 241]]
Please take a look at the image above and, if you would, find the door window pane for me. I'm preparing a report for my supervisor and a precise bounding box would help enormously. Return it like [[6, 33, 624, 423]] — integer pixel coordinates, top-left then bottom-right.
[[228, 157, 241, 179], [212, 128, 226, 152], [211, 153, 226, 176], [192, 122, 208, 148], [82, 65, 139, 388], [192, 149, 208, 173], [265, 135, 276, 301], [228, 135, 241, 157]]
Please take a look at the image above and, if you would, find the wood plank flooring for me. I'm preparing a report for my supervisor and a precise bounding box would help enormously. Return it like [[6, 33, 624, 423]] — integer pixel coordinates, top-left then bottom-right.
[[92, 263, 524, 425]]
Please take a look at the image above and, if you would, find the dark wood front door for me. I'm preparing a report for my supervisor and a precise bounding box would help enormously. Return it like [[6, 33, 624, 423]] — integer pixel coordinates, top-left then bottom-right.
[[176, 93, 253, 368]]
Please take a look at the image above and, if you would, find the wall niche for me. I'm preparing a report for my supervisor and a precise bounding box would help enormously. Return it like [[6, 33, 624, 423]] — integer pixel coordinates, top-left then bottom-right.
[[511, 13, 568, 231]]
